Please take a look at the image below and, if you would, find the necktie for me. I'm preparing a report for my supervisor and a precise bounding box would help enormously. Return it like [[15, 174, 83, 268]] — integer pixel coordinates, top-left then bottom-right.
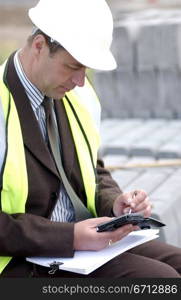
[[43, 96, 93, 221]]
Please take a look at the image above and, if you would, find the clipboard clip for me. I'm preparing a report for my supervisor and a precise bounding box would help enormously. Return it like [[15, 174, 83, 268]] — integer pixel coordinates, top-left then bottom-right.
[[48, 261, 64, 275]]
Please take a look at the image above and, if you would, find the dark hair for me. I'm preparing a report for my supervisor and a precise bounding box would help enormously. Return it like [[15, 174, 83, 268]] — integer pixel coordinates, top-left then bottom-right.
[[28, 27, 65, 55]]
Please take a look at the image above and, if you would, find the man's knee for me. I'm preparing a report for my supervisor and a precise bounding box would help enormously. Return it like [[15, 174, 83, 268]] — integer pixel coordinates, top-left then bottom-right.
[[132, 259, 180, 278], [115, 252, 180, 278]]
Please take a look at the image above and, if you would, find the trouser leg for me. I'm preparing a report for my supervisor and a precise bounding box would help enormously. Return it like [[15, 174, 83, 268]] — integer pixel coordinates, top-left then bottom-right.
[[87, 252, 180, 278], [129, 239, 181, 275]]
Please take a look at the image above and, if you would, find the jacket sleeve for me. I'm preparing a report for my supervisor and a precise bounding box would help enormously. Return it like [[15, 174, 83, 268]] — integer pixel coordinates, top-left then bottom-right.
[[95, 158, 123, 217], [0, 211, 74, 257]]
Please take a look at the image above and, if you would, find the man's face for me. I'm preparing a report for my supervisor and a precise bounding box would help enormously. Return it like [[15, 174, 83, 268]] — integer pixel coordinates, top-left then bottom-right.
[[33, 39, 86, 99]]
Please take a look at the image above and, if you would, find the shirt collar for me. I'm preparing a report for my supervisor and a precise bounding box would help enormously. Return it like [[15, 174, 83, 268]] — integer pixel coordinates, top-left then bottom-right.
[[14, 50, 44, 111]]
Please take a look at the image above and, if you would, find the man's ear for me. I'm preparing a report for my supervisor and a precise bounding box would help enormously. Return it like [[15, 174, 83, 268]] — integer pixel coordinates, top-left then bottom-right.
[[32, 34, 47, 55]]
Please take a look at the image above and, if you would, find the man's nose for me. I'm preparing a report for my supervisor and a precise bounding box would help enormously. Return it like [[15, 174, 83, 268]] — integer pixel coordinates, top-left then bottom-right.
[[72, 68, 86, 87]]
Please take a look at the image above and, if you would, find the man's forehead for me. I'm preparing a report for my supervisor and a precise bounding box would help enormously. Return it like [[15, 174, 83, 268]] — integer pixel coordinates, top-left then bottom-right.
[[65, 52, 86, 68], [55, 48, 87, 68], [67, 53, 84, 66]]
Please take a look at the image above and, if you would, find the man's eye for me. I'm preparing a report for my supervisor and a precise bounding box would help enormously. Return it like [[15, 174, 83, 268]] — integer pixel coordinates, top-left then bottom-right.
[[68, 65, 81, 71]]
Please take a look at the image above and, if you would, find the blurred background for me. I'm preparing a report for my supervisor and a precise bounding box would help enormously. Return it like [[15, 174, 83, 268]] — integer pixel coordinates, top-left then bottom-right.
[[0, 0, 36, 63], [1, 0, 181, 247]]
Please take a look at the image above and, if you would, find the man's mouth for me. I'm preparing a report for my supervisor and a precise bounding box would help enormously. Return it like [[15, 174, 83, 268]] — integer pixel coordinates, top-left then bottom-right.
[[63, 86, 76, 93]]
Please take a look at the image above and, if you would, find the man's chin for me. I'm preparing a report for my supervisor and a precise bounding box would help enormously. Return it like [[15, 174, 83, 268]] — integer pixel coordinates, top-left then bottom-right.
[[52, 92, 66, 100]]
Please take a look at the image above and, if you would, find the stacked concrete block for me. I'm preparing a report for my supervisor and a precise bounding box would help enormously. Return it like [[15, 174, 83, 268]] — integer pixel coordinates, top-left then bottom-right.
[[111, 71, 139, 118], [158, 70, 181, 118], [134, 22, 181, 118], [92, 10, 181, 119], [114, 71, 156, 118], [176, 23, 181, 69], [157, 23, 179, 70], [131, 70, 161, 118], [111, 25, 134, 71], [93, 70, 119, 119], [136, 23, 179, 71], [136, 24, 159, 71], [93, 24, 135, 118], [94, 69, 162, 119]]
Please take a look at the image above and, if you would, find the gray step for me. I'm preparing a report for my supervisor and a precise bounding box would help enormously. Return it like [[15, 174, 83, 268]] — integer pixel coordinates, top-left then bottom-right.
[[100, 119, 181, 159], [100, 118, 143, 144], [102, 150, 181, 247], [111, 169, 144, 190], [123, 168, 173, 194], [100, 119, 143, 155], [100, 119, 168, 156], [102, 154, 129, 168], [132, 126, 181, 158], [158, 135, 181, 158], [149, 169, 181, 247]]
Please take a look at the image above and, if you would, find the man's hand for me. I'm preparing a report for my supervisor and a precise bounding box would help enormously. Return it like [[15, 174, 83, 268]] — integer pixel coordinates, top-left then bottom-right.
[[112, 190, 152, 217], [73, 217, 137, 251]]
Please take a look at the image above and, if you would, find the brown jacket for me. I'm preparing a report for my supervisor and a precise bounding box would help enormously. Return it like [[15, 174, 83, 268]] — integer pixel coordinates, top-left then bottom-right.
[[0, 53, 122, 276]]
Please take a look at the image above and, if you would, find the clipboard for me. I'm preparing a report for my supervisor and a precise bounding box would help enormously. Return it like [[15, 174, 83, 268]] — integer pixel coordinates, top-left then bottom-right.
[[26, 229, 159, 275]]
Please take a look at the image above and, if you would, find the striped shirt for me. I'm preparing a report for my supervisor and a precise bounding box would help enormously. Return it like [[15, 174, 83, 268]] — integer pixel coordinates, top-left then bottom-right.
[[14, 51, 75, 222]]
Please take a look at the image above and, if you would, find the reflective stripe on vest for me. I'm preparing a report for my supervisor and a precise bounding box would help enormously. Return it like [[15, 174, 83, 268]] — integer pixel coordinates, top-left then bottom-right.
[[63, 78, 101, 216], [0, 63, 28, 273], [0, 63, 100, 274]]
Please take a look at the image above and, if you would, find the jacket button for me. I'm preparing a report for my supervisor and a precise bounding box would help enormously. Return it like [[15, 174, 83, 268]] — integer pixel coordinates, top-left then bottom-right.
[[51, 192, 58, 200]]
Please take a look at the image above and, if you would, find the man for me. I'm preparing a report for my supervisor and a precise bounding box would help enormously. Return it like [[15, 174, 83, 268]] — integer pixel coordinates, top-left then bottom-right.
[[0, 0, 181, 277]]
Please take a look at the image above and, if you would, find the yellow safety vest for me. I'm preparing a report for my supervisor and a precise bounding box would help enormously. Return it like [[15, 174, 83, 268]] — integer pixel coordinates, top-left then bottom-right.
[[0, 62, 101, 274]]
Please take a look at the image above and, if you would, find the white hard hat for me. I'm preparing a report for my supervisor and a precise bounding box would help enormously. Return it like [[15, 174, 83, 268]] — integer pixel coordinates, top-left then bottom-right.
[[28, 0, 117, 71]]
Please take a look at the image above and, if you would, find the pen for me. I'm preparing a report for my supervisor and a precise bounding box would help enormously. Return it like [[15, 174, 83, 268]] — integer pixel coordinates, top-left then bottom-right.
[[128, 208, 132, 214], [128, 191, 137, 214]]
